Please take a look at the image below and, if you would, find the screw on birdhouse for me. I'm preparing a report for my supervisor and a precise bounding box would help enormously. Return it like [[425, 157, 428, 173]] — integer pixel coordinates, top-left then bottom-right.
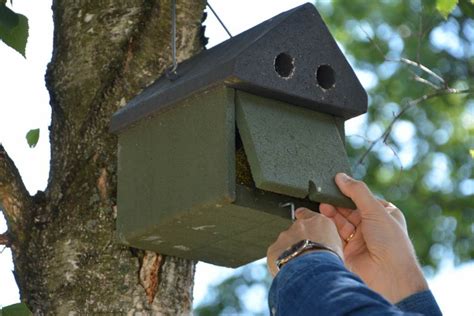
[[279, 202, 295, 221]]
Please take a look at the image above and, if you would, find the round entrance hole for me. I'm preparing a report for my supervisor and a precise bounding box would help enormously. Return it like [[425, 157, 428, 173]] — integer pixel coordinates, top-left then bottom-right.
[[274, 53, 294, 78], [316, 64, 336, 89]]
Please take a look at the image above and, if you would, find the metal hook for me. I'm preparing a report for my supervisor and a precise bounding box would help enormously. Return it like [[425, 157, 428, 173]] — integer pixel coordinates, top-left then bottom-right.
[[279, 202, 295, 222]]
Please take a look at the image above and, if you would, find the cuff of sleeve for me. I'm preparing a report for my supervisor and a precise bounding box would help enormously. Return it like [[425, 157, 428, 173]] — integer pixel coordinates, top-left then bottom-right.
[[395, 290, 442, 316], [269, 251, 345, 315]]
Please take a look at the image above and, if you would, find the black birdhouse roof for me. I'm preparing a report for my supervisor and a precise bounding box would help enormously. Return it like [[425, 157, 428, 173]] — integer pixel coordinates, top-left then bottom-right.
[[110, 3, 367, 133]]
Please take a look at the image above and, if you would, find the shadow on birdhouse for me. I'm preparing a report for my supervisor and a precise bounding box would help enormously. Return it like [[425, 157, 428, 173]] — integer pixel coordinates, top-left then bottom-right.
[[110, 3, 367, 267]]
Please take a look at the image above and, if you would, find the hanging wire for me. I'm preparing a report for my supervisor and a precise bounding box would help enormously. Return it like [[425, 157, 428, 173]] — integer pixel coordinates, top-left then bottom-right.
[[166, 0, 178, 80], [206, 1, 233, 38], [170, 0, 177, 72], [167, 0, 233, 80]]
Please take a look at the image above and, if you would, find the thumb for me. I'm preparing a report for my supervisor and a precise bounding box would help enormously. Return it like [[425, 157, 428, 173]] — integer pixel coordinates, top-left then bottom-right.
[[294, 207, 317, 220], [335, 173, 386, 219]]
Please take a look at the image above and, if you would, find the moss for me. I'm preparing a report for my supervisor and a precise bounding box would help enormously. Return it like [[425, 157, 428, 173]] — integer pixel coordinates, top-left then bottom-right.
[[236, 146, 255, 188]]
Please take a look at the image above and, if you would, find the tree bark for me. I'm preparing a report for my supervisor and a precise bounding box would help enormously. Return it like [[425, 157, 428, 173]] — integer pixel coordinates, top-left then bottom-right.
[[1, 0, 206, 314]]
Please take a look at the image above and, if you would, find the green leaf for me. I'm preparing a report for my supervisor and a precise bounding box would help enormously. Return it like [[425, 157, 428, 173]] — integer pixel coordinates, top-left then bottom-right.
[[470, 149, 474, 159], [0, 4, 19, 30], [1, 303, 32, 316], [436, 0, 459, 17], [26, 128, 40, 148], [0, 9, 28, 57]]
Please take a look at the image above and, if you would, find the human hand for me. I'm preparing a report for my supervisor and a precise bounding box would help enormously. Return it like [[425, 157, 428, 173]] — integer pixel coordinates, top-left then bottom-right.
[[266, 209, 343, 277], [320, 173, 428, 303]]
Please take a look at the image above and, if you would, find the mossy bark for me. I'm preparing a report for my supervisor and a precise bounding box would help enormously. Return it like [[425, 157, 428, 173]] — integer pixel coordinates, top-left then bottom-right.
[[2, 0, 207, 314]]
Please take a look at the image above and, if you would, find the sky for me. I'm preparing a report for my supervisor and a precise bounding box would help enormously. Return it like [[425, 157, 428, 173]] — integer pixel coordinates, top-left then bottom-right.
[[0, 0, 473, 315]]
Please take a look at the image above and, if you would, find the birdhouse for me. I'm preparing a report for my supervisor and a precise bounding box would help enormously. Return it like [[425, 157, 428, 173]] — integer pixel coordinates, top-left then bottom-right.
[[110, 3, 367, 267]]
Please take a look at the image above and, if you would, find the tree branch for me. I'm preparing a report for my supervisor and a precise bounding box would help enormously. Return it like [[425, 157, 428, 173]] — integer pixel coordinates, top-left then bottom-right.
[[0, 231, 11, 247], [355, 25, 473, 167], [356, 88, 473, 166], [409, 70, 441, 90], [0, 144, 31, 230], [399, 57, 446, 85], [361, 26, 446, 88], [384, 141, 404, 185]]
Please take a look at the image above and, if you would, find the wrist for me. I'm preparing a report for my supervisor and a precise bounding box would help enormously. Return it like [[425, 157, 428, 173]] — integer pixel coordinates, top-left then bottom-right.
[[276, 240, 342, 270], [390, 259, 429, 303], [301, 248, 343, 261]]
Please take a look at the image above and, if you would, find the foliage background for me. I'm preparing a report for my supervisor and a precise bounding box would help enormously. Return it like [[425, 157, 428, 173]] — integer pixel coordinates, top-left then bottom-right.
[[195, 0, 474, 314]]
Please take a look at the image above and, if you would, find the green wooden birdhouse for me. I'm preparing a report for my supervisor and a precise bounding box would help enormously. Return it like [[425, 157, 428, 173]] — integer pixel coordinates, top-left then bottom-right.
[[110, 3, 367, 267]]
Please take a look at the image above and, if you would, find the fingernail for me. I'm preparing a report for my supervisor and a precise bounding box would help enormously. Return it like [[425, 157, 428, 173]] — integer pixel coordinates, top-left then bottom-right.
[[337, 173, 352, 182]]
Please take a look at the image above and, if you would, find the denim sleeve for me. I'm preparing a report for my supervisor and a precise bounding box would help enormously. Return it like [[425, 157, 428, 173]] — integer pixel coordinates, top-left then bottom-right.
[[268, 251, 425, 316], [395, 290, 442, 316]]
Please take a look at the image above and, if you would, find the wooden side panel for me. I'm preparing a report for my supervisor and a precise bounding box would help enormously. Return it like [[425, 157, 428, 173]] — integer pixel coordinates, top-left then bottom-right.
[[116, 86, 236, 242]]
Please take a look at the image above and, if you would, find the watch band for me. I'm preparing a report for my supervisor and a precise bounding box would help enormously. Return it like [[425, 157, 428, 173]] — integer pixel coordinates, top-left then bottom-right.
[[275, 239, 341, 269]]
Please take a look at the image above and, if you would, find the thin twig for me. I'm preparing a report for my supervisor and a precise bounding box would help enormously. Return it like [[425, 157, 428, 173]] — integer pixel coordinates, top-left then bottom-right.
[[409, 70, 441, 90], [414, 11, 436, 64], [347, 134, 374, 144], [384, 141, 404, 186], [357, 23, 472, 167], [416, 13, 422, 64], [361, 26, 446, 88], [399, 58, 446, 85], [415, 11, 436, 65], [359, 26, 385, 60], [356, 88, 473, 166]]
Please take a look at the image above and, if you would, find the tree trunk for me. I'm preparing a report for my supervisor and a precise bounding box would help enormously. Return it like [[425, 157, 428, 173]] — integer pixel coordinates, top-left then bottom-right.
[[0, 0, 206, 314]]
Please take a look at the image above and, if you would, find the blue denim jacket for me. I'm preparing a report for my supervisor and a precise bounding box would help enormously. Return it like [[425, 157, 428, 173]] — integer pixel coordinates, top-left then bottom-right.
[[268, 251, 442, 315]]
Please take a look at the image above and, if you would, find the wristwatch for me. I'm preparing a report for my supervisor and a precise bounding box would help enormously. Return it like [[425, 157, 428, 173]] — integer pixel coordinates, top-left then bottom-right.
[[275, 239, 340, 269]]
